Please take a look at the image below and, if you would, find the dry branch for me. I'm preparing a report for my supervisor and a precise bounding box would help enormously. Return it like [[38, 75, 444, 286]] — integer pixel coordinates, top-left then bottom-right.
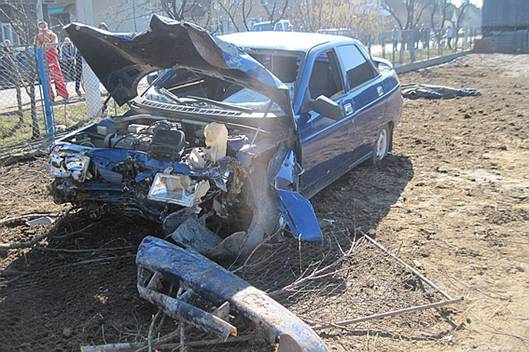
[[312, 297, 464, 331], [268, 236, 359, 297], [0, 212, 61, 227], [361, 233, 453, 300], [80, 334, 256, 352], [0, 221, 99, 250]]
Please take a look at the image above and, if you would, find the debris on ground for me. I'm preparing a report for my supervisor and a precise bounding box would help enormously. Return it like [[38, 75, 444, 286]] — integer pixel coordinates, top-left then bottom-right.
[[401, 83, 481, 99]]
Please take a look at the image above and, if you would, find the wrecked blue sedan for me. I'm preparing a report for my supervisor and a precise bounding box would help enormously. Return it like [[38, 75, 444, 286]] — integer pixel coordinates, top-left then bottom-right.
[[49, 15, 401, 351]]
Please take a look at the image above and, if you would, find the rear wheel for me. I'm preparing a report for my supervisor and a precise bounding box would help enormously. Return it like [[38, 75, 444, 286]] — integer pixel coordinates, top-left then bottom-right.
[[369, 124, 391, 165]]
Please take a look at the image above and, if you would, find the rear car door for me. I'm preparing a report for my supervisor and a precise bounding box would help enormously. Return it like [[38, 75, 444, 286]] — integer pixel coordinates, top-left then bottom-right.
[[335, 44, 386, 161]]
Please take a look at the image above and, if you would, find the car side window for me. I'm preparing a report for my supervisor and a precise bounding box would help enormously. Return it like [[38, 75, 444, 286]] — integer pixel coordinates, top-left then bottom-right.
[[308, 50, 344, 100], [335, 45, 375, 91]]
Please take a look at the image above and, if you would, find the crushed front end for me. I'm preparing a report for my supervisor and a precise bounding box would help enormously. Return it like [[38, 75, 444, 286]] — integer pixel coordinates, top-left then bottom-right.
[[48, 15, 327, 351], [49, 112, 303, 256]]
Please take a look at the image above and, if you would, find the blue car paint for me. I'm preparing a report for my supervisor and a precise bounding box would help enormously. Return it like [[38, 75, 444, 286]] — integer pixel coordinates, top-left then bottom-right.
[[280, 40, 401, 198], [276, 190, 322, 241], [64, 15, 293, 117], [52, 140, 225, 213], [274, 150, 322, 241]]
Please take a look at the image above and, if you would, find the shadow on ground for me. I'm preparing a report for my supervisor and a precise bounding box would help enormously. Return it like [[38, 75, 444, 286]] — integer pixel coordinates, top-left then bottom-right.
[[0, 154, 415, 351]]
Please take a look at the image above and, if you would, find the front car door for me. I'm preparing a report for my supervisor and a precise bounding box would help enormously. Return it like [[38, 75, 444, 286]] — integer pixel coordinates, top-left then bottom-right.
[[334, 44, 386, 161], [298, 47, 357, 198]]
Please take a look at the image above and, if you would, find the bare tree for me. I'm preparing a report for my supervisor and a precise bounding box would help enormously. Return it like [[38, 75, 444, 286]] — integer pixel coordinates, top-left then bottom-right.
[[451, 0, 470, 49], [429, 0, 450, 47], [381, 0, 432, 61], [241, 0, 253, 31], [155, 0, 211, 21], [290, 0, 315, 31], [215, 0, 254, 32], [381, 0, 431, 30], [216, 0, 240, 31], [0, 1, 40, 139], [260, 0, 289, 25]]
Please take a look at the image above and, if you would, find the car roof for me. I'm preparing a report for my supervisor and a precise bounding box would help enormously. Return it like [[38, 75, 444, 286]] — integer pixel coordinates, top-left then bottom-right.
[[219, 31, 356, 52]]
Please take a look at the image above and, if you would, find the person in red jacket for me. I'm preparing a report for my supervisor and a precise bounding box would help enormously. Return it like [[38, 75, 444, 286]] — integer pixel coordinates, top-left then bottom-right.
[[35, 21, 69, 101]]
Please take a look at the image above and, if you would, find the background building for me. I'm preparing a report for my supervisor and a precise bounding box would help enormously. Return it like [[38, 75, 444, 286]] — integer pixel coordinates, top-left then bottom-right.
[[482, 0, 529, 52]]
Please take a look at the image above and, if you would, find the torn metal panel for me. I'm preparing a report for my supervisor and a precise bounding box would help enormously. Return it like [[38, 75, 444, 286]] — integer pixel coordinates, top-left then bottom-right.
[[64, 15, 291, 114], [276, 190, 322, 241], [136, 236, 328, 352], [274, 149, 297, 186], [273, 149, 322, 242], [49, 149, 91, 182], [170, 216, 223, 254]]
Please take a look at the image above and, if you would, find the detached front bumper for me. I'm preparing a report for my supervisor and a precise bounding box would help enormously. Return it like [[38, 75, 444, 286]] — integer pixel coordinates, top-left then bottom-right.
[[136, 236, 328, 352]]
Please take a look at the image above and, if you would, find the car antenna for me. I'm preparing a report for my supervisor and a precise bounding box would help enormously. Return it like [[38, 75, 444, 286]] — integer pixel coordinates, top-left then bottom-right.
[[251, 100, 273, 146]]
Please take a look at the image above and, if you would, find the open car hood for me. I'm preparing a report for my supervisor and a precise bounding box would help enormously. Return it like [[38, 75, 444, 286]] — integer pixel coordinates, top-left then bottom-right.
[[64, 15, 291, 113]]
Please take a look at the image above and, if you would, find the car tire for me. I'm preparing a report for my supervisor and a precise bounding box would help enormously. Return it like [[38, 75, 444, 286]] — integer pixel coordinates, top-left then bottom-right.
[[370, 124, 391, 165]]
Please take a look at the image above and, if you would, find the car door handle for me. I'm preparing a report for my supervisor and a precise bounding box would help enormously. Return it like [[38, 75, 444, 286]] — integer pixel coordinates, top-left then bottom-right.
[[343, 102, 354, 115], [377, 86, 384, 97]]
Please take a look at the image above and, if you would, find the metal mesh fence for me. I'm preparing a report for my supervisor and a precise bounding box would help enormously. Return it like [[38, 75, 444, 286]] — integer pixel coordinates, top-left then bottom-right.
[[0, 45, 44, 150], [366, 28, 479, 66], [0, 42, 124, 164]]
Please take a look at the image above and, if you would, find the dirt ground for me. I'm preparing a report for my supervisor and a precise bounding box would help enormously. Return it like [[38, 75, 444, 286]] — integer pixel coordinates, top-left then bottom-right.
[[0, 54, 528, 351]]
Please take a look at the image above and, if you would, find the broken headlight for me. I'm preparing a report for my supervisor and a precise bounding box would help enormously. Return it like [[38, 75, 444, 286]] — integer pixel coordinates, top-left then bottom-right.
[[147, 173, 210, 207], [49, 147, 91, 182]]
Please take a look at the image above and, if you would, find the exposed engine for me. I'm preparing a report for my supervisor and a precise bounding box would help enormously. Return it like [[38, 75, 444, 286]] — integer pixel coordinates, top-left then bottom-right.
[[49, 114, 267, 253]]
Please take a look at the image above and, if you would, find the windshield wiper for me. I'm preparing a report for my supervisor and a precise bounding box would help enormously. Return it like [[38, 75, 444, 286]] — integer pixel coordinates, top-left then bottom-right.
[[159, 88, 184, 104], [187, 95, 254, 113]]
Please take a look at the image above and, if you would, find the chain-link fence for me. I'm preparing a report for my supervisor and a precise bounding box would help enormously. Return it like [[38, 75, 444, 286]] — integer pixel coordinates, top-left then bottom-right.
[[0, 45, 44, 152], [366, 28, 479, 66], [0, 42, 123, 163]]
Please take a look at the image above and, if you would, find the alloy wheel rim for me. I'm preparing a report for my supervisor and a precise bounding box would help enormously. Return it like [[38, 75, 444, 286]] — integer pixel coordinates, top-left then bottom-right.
[[376, 129, 388, 160]]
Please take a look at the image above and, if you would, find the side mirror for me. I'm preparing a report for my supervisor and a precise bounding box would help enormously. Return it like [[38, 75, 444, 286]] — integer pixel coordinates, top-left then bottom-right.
[[311, 95, 343, 120], [372, 57, 393, 71]]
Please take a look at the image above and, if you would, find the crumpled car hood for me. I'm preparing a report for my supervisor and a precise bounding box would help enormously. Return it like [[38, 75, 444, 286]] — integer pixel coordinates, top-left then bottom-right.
[[64, 15, 291, 114]]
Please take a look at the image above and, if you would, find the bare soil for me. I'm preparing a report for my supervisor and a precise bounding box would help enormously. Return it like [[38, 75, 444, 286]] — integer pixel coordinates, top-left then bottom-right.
[[0, 54, 528, 351]]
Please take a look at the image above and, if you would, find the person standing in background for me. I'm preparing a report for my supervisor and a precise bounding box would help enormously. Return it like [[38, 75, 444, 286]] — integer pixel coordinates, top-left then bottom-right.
[[35, 21, 69, 101], [391, 26, 399, 50], [446, 25, 454, 50], [59, 37, 76, 82]]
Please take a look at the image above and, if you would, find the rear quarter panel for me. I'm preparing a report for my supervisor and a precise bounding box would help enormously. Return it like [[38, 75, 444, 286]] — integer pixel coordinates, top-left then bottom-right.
[[381, 69, 403, 128]]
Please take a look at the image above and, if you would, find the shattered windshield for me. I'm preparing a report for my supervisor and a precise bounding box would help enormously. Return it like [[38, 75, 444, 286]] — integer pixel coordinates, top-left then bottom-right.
[[142, 50, 303, 114]]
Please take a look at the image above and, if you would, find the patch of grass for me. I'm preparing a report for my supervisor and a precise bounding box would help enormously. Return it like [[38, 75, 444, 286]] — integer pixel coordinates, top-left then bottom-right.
[[0, 97, 126, 149]]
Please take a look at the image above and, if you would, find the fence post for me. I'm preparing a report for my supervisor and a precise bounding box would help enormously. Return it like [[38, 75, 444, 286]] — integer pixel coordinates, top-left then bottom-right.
[[410, 30, 416, 63], [381, 33, 386, 59], [367, 34, 372, 56], [36, 47, 55, 138], [427, 29, 431, 59]]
